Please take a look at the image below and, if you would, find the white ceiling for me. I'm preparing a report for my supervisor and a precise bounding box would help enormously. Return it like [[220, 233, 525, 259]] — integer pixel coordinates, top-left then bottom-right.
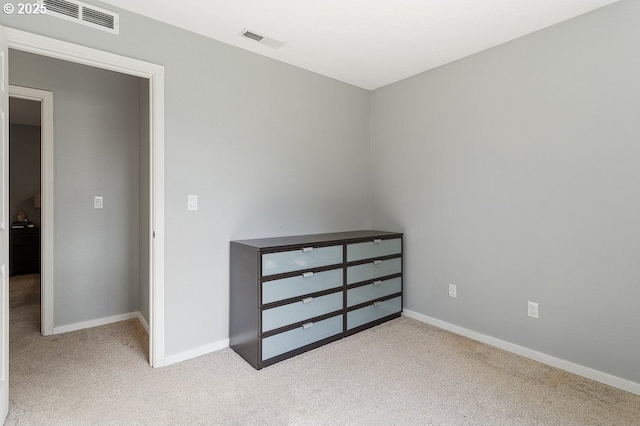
[[101, 0, 619, 90]]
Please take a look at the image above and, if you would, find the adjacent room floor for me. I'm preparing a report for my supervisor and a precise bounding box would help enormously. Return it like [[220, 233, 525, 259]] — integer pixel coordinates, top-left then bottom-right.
[[7, 274, 640, 425]]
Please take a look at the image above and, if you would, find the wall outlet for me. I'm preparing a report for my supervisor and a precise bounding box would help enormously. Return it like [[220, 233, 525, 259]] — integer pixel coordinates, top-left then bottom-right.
[[94, 196, 103, 209], [448, 284, 457, 298], [528, 301, 539, 318]]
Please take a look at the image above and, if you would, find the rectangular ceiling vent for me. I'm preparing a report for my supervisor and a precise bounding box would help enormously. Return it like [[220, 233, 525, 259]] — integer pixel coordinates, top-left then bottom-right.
[[41, 0, 119, 34], [239, 28, 285, 49]]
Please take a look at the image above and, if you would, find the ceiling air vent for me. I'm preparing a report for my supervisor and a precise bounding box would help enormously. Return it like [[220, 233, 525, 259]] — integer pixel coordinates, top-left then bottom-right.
[[44, 0, 78, 18], [239, 28, 285, 49], [242, 31, 263, 42], [42, 0, 119, 34]]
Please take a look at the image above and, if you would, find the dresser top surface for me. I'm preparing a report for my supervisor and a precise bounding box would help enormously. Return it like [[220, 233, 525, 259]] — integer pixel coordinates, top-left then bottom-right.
[[232, 230, 402, 250]]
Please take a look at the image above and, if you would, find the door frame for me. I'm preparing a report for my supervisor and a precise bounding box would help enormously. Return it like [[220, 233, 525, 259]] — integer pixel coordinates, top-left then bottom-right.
[[1, 24, 9, 422], [5, 27, 166, 367], [8, 86, 53, 336]]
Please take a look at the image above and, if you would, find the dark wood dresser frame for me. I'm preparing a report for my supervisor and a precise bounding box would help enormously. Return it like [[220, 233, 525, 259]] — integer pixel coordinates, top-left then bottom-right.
[[230, 230, 403, 369], [10, 227, 41, 276]]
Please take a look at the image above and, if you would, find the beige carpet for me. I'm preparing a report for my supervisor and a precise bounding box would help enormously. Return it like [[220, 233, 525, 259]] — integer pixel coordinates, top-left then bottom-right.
[[6, 274, 640, 425]]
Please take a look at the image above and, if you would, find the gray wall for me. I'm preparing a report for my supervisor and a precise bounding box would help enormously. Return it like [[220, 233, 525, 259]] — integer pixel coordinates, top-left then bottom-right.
[[0, 1, 371, 355], [9, 124, 41, 227], [9, 51, 141, 327], [371, 0, 640, 384]]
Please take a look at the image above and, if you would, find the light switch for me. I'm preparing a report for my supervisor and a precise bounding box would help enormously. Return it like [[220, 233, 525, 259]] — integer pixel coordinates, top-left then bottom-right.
[[94, 196, 103, 209], [188, 195, 198, 211]]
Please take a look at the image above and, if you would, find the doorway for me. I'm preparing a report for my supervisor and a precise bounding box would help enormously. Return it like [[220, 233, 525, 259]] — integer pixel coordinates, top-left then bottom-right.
[[8, 87, 52, 335], [4, 28, 165, 367], [7, 95, 43, 341]]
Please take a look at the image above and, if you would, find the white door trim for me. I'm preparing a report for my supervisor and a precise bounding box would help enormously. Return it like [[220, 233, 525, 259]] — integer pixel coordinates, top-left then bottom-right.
[[5, 27, 166, 367], [8, 85, 54, 336], [0, 24, 9, 423]]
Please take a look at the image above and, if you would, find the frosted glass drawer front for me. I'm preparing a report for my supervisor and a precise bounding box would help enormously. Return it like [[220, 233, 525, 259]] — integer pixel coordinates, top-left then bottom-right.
[[262, 315, 343, 361], [262, 245, 343, 276], [262, 292, 343, 333], [347, 238, 401, 262], [347, 277, 402, 308], [346, 257, 402, 285], [262, 268, 343, 305], [347, 296, 402, 330]]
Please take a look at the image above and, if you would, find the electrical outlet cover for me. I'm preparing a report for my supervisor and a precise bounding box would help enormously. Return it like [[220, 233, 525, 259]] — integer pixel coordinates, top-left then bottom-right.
[[448, 284, 457, 298]]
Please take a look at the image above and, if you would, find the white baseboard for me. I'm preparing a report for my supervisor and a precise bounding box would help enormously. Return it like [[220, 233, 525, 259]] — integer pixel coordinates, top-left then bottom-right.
[[53, 311, 139, 335], [137, 312, 150, 335], [402, 309, 640, 397], [163, 339, 230, 366]]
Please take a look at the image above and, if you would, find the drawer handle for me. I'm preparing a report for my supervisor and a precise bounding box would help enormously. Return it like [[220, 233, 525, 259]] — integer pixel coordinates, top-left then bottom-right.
[[302, 297, 314, 304], [302, 322, 314, 330], [373, 280, 382, 286], [373, 301, 382, 307], [373, 239, 382, 244], [302, 247, 314, 253], [302, 272, 314, 278], [373, 260, 382, 265]]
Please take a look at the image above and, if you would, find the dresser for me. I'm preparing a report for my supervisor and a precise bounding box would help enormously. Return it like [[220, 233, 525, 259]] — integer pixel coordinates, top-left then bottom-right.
[[230, 230, 403, 369], [10, 227, 41, 276]]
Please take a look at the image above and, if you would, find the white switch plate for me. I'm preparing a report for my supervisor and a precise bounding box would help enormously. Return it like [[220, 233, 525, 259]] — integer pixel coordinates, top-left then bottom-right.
[[528, 301, 539, 318], [188, 195, 198, 211], [94, 196, 103, 209]]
